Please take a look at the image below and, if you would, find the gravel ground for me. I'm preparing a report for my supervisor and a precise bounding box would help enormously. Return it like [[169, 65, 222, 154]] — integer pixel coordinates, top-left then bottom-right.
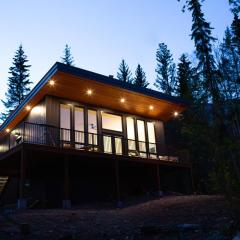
[[0, 195, 231, 240]]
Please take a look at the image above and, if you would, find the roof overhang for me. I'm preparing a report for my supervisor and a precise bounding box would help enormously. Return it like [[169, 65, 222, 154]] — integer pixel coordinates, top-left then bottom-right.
[[0, 62, 188, 135]]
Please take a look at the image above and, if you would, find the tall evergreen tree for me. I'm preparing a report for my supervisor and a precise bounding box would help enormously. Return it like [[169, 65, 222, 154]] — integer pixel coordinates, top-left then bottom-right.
[[154, 43, 176, 95], [61, 44, 74, 66], [133, 64, 149, 88], [117, 59, 133, 83], [176, 54, 193, 100], [1, 45, 31, 121], [186, 0, 219, 104], [218, 27, 240, 99], [229, 0, 240, 15], [231, 14, 240, 53]]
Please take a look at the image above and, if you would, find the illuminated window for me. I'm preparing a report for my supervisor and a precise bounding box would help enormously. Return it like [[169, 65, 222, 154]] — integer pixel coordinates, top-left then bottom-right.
[[75, 107, 84, 146], [147, 122, 157, 156], [126, 117, 136, 153], [60, 104, 71, 143], [137, 120, 146, 156], [88, 110, 98, 145], [102, 112, 122, 132]]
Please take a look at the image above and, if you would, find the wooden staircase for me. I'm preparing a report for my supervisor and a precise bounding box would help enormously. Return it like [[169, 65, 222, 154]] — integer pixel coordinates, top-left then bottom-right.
[[0, 177, 9, 196]]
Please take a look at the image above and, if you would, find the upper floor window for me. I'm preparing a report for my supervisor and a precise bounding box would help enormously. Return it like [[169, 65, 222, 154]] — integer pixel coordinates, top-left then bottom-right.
[[60, 104, 71, 130], [102, 112, 123, 132]]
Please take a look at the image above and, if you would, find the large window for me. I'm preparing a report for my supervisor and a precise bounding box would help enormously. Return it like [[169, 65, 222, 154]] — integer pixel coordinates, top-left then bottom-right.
[[137, 120, 147, 157], [102, 112, 122, 132], [126, 117, 136, 153], [88, 110, 98, 145], [75, 107, 84, 147], [60, 104, 71, 144], [147, 122, 157, 157]]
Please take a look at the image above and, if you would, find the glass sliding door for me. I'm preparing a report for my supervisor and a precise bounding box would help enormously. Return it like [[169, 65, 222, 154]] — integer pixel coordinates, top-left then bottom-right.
[[102, 112, 123, 154], [137, 120, 147, 157], [88, 110, 98, 148], [115, 137, 123, 155], [126, 117, 137, 156], [74, 107, 85, 148], [60, 104, 71, 147], [147, 122, 157, 158], [103, 135, 112, 153]]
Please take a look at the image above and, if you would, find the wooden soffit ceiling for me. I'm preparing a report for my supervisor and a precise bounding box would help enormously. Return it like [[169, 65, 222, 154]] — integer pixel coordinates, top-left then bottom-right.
[[1, 67, 187, 134]]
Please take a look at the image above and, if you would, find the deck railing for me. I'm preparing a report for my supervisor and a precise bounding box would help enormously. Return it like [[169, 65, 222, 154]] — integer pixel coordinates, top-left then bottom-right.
[[0, 122, 190, 164]]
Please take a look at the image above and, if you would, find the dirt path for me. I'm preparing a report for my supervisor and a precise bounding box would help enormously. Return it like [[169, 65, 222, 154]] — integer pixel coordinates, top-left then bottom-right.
[[0, 195, 231, 240]]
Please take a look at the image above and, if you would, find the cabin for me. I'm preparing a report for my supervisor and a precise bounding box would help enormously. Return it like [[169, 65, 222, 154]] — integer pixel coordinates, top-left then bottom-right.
[[0, 62, 192, 209]]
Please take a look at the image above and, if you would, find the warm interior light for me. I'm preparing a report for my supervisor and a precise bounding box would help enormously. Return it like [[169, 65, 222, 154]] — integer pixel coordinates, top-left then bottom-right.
[[149, 105, 154, 110], [87, 89, 92, 95], [49, 80, 55, 86], [6, 129, 10, 133], [120, 98, 125, 103], [174, 111, 179, 117], [26, 105, 31, 111]]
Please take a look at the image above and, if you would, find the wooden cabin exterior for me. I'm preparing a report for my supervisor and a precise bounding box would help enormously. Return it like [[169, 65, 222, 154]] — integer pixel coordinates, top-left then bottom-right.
[[0, 62, 192, 209]]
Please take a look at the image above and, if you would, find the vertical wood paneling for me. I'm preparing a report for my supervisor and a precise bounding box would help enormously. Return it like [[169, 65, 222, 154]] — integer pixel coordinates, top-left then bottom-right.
[[46, 96, 60, 127]]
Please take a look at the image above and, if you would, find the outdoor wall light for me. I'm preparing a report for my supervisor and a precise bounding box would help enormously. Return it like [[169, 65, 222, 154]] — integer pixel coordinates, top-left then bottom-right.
[[87, 89, 93, 95], [174, 111, 179, 117], [49, 80, 55, 86], [26, 105, 31, 111], [120, 98, 125, 103], [6, 129, 10, 133]]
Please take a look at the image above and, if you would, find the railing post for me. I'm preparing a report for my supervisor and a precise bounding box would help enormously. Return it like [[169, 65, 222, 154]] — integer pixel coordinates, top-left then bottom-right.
[[23, 122, 25, 143], [8, 132, 10, 151]]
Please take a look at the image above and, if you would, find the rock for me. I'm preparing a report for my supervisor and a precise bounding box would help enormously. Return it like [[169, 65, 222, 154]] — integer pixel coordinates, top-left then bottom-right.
[[233, 232, 240, 240]]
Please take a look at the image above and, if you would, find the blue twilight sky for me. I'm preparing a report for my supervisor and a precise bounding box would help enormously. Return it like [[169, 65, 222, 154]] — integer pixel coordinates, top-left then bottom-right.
[[0, 0, 232, 111]]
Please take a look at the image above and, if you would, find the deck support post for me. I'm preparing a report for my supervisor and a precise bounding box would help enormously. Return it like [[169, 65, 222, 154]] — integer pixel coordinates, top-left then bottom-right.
[[17, 147, 27, 209], [62, 154, 71, 209], [190, 166, 195, 194], [115, 159, 122, 208], [156, 164, 163, 197]]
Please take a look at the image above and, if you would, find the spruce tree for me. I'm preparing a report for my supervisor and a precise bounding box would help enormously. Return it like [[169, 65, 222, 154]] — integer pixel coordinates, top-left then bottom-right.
[[154, 43, 176, 95], [218, 27, 240, 99], [61, 44, 74, 66], [176, 54, 193, 100], [133, 64, 149, 88], [186, 0, 219, 104], [117, 59, 133, 83], [231, 14, 240, 53], [1, 45, 31, 121], [229, 0, 240, 15]]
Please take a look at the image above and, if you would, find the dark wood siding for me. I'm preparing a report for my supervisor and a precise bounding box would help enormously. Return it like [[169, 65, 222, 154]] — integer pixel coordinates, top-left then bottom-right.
[[46, 96, 60, 127], [25, 99, 46, 124], [155, 121, 166, 152]]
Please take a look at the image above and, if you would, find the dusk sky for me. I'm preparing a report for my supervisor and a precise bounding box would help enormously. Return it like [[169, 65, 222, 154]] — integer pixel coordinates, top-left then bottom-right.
[[0, 0, 232, 111]]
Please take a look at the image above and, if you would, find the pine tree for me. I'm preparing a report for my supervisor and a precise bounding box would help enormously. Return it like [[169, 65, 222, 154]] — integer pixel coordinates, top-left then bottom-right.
[[176, 54, 193, 100], [154, 43, 176, 95], [133, 64, 149, 88], [229, 0, 240, 15], [61, 44, 74, 66], [117, 59, 133, 83], [218, 27, 240, 99], [186, 0, 219, 104], [231, 14, 240, 53], [1, 45, 31, 121]]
